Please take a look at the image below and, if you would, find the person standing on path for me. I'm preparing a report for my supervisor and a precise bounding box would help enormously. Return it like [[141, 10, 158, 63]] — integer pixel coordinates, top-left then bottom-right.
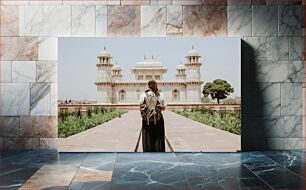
[[139, 80, 166, 152]]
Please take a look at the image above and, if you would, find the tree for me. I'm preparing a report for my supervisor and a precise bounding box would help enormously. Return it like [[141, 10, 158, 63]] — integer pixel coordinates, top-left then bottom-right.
[[202, 79, 234, 104]]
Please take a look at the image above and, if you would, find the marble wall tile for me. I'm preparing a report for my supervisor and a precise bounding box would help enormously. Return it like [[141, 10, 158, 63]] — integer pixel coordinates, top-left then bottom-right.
[[173, 0, 201, 5], [266, 138, 284, 150], [0, 6, 19, 36], [40, 138, 58, 150], [201, 0, 227, 5], [0, 37, 38, 61], [63, 0, 84, 4], [141, 5, 167, 36], [72, 5, 95, 36], [84, 0, 120, 5], [279, 5, 303, 36], [37, 61, 58, 83], [267, 37, 289, 61], [281, 83, 303, 116], [30, 83, 51, 116], [289, 37, 303, 61], [51, 83, 58, 116], [243, 37, 266, 61], [108, 6, 141, 36], [167, 5, 182, 36], [38, 37, 58, 60], [227, 0, 252, 4], [252, 5, 278, 36], [20, 116, 57, 138], [227, 5, 252, 36], [3, 138, 19, 149], [0, 83, 30, 116], [0, 116, 20, 138], [121, 0, 150, 5], [96, 5, 107, 36], [29, 0, 63, 5], [283, 138, 304, 149], [12, 61, 36, 82], [23, 5, 71, 36], [151, 0, 173, 5], [244, 83, 281, 117], [0, 61, 11, 82], [183, 5, 227, 36], [284, 116, 303, 138], [2, 0, 30, 5]]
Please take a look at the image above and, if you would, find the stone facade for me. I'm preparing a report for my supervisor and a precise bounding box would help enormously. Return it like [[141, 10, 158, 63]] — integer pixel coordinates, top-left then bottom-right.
[[0, 0, 304, 151], [95, 47, 203, 104]]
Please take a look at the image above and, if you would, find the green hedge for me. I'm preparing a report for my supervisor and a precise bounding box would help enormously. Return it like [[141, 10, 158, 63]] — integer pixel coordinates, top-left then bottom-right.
[[175, 107, 240, 135], [58, 110, 127, 138]]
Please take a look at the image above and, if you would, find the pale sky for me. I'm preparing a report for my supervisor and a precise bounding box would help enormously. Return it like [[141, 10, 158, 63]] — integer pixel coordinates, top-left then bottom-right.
[[59, 37, 241, 101]]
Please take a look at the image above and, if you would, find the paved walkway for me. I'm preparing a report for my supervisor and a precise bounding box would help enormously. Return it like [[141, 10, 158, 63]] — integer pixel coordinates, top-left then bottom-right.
[[58, 110, 240, 152]]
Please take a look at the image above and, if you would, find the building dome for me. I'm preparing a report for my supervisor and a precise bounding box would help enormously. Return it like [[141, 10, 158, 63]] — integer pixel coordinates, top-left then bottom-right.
[[177, 63, 187, 70], [135, 59, 163, 68], [186, 46, 200, 57], [111, 63, 121, 71], [98, 50, 111, 57]]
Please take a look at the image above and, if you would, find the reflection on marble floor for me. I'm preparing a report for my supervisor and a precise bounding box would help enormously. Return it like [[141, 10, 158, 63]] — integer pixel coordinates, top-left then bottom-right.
[[0, 150, 304, 190]]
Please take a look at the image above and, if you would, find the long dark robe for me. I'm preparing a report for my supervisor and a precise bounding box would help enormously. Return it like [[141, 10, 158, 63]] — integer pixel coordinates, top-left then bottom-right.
[[141, 114, 165, 152]]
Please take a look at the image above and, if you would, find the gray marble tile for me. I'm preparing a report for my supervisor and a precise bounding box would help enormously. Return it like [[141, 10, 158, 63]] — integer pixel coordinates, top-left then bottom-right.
[[279, 5, 303, 36], [121, 0, 150, 5], [1, 117, 20, 138], [37, 61, 58, 83], [51, 83, 58, 116], [141, 5, 167, 36], [0, 6, 19, 36], [2, 0, 30, 5], [284, 138, 304, 149], [0, 37, 38, 61], [167, 5, 182, 36], [30, 83, 51, 116], [243, 83, 281, 117], [284, 116, 303, 138], [38, 37, 58, 61], [267, 37, 289, 61], [228, 0, 252, 4], [183, 5, 227, 36], [72, 5, 95, 36], [228, 5, 252, 37], [12, 61, 36, 82], [1, 61, 11, 83], [289, 37, 303, 61], [0, 83, 30, 116], [151, 0, 173, 5], [281, 83, 303, 116], [287, 61, 304, 82], [256, 61, 288, 82], [108, 6, 141, 36], [96, 5, 107, 37], [29, 0, 63, 5], [23, 5, 71, 36], [173, 0, 201, 5], [252, 5, 278, 36], [40, 138, 58, 150], [63, 0, 84, 5], [243, 37, 266, 61]]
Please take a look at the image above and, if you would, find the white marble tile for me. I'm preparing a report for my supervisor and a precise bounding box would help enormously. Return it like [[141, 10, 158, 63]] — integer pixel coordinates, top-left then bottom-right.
[[29, 0, 63, 5], [38, 37, 58, 60], [0, 83, 30, 116], [141, 5, 167, 36], [51, 83, 58, 116], [1, 6, 19, 36], [167, 5, 182, 36], [63, 0, 84, 4], [172, 0, 201, 5], [243, 37, 267, 61], [228, 5, 252, 37], [37, 61, 58, 82], [267, 37, 289, 61], [279, 5, 303, 36], [2, 0, 30, 5], [12, 61, 36, 82], [30, 83, 51, 116], [151, 0, 172, 5], [289, 37, 303, 61], [72, 5, 95, 36], [284, 116, 303, 138], [19, 6, 25, 36], [252, 5, 278, 36], [281, 83, 303, 116], [84, 0, 120, 5], [96, 5, 107, 36], [24, 5, 71, 36], [1, 61, 11, 83], [283, 138, 304, 149]]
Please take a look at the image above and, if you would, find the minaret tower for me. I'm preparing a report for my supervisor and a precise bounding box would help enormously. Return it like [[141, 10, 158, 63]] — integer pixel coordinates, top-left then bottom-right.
[[185, 46, 202, 81], [111, 62, 123, 82], [175, 61, 187, 82], [96, 47, 113, 82]]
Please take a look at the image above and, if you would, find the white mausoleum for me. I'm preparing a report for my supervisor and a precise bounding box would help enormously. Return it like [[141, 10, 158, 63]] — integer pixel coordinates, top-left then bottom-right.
[[95, 47, 203, 104]]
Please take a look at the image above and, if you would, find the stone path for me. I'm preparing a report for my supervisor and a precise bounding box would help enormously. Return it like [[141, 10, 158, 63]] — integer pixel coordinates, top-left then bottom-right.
[[58, 110, 240, 152]]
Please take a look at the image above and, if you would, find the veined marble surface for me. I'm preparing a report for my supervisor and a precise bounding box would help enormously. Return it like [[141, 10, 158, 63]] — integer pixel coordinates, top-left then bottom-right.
[[0, 6, 19, 36], [72, 5, 95, 36], [289, 37, 303, 61], [0, 61, 11, 83], [167, 5, 183, 36], [12, 61, 36, 82], [252, 5, 278, 36], [38, 37, 58, 60], [267, 37, 289, 61], [284, 116, 303, 138], [36, 60, 58, 82], [96, 5, 107, 36], [279, 5, 303, 36], [281, 83, 303, 116], [228, 4, 252, 36], [141, 6, 167, 36], [30, 83, 51, 116]]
